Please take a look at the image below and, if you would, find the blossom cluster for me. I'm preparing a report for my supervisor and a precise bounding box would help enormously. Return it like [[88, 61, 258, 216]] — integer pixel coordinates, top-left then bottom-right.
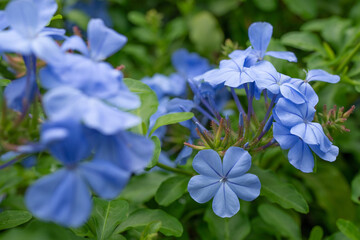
[[0, 0, 347, 226], [0, 0, 154, 227]]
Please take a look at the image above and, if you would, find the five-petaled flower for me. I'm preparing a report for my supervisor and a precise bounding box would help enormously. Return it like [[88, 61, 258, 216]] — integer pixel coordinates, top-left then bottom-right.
[[188, 147, 261, 218]]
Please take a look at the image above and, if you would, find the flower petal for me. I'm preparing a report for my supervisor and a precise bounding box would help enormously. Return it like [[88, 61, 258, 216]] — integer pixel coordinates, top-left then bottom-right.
[[306, 69, 340, 83], [5, 0, 40, 37], [223, 147, 252, 178], [0, 30, 31, 54], [212, 183, 240, 218], [188, 175, 220, 203], [290, 122, 331, 151], [31, 36, 64, 64], [32, 0, 58, 30], [79, 160, 130, 199], [25, 169, 92, 227], [265, 51, 297, 62], [279, 83, 306, 104], [192, 149, 223, 178], [273, 122, 299, 149], [248, 22, 273, 58], [61, 35, 89, 56], [310, 144, 338, 162], [0, 11, 9, 30], [42, 120, 91, 165], [82, 98, 141, 135], [88, 18, 127, 61], [227, 173, 261, 201], [43, 86, 87, 122], [288, 139, 314, 173]]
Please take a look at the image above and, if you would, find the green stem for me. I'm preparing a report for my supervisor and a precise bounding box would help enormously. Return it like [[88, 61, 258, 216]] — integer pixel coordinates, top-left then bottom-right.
[[336, 41, 360, 73], [225, 218, 230, 240], [155, 162, 194, 176]]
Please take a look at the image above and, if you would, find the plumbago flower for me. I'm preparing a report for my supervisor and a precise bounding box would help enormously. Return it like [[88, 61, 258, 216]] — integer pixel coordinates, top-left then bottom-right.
[[188, 147, 261, 218], [0, 0, 64, 112], [25, 120, 131, 227], [230, 22, 297, 62], [273, 98, 339, 172], [41, 19, 141, 135]]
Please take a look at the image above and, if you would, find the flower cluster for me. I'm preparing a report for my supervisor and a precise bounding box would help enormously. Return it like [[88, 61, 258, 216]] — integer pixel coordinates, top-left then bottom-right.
[[0, 0, 154, 227], [185, 22, 342, 217], [0, 0, 352, 226]]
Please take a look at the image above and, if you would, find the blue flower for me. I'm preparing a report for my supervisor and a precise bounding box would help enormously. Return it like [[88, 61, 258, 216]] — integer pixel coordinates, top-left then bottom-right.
[[291, 69, 340, 106], [246, 22, 297, 62], [171, 49, 211, 79], [142, 73, 187, 99], [43, 86, 141, 135], [65, 0, 112, 28], [273, 122, 338, 172], [0, 0, 64, 62], [274, 98, 332, 151], [25, 120, 130, 227], [85, 129, 155, 172], [0, 11, 9, 30], [201, 48, 255, 88], [188, 147, 261, 218], [61, 18, 127, 61], [250, 61, 305, 104]]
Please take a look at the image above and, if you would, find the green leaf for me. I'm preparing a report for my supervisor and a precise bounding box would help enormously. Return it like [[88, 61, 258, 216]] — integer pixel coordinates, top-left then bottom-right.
[[123, 78, 158, 132], [309, 226, 323, 240], [336, 219, 360, 240], [351, 172, 360, 204], [0, 79, 11, 87], [89, 198, 129, 240], [282, 0, 317, 20], [155, 175, 190, 206], [51, 14, 63, 21], [301, 163, 356, 227], [116, 209, 183, 237], [0, 210, 32, 230], [146, 136, 161, 169], [189, 11, 224, 54], [128, 11, 147, 27], [258, 204, 301, 240], [251, 166, 309, 213], [204, 207, 251, 240], [253, 0, 277, 12], [149, 112, 194, 136], [281, 31, 324, 53], [65, 10, 89, 30], [140, 221, 162, 240], [120, 171, 170, 203]]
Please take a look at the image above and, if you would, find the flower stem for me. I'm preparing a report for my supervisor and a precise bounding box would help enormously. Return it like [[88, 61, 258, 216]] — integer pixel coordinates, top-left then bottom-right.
[[155, 162, 194, 176]]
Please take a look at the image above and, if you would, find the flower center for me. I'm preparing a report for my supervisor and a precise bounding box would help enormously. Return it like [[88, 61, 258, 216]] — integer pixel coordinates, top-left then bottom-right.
[[220, 177, 228, 183]]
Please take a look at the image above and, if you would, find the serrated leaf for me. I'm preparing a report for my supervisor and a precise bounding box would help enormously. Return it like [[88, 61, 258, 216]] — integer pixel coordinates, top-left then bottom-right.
[[146, 136, 161, 169], [89, 198, 129, 240], [251, 166, 309, 213], [123, 78, 158, 132], [149, 112, 194, 136], [336, 219, 360, 240], [155, 175, 189, 206], [309, 226, 323, 240], [0, 210, 32, 230], [116, 209, 183, 237], [258, 204, 301, 240]]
